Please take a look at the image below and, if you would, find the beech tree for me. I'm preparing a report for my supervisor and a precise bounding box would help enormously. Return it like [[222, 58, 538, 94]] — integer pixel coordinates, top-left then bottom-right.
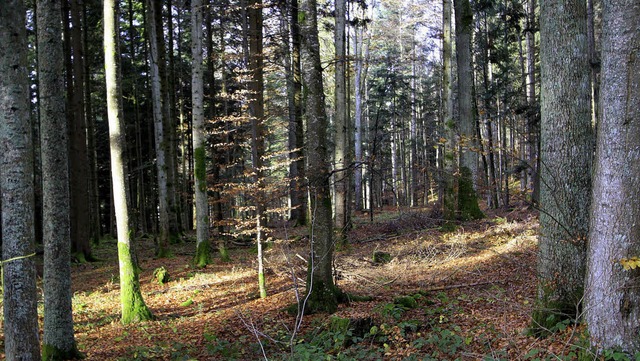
[[104, 0, 154, 324], [37, 0, 81, 357], [534, 0, 593, 330], [585, 0, 640, 352], [334, 0, 348, 235], [0, 1, 41, 359]]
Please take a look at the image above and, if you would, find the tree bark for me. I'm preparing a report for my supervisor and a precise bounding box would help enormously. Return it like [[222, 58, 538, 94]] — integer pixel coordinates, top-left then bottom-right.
[[147, 0, 172, 257], [191, 0, 210, 268], [534, 0, 593, 331], [104, 0, 154, 325], [585, 0, 640, 352], [300, 0, 342, 313], [37, 0, 81, 357], [454, 0, 483, 220], [334, 0, 348, 234], [0, 1, 42, 359]]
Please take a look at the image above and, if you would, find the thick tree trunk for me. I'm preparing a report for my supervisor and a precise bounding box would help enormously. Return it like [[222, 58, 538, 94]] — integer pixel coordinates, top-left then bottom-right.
[[454, 0, 483, 220], [353, 21, 364, 211], [104, 0, 154, 325], [534, 0, 593, 331], [441, 0, 456, 218], [585, 0, 640, 352], [0, 2, 42, 359], [37, 0, 81, 357], [300, 0, 342, 314]]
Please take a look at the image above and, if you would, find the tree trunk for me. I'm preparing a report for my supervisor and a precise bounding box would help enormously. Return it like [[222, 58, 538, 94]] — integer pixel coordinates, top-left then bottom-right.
[[454, 0, 483, 220], [0, 2, 41, 359], [334, 0, 348, 235], [191, 0, 210, 268], [300, 0, 342, 314], [104, 0, 154, 324], [585, 0, 640, 352], [147, 0, 172, 257], [37, 0, 81, 357], [533, 0, 593, 331], [353, 18, 364, 211], [247, 0, 267, 299], [441, 0, 457, 219]]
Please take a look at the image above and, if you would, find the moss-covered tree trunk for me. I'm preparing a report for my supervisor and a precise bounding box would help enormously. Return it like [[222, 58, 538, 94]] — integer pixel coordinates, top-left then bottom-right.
[[104, 0, 154, 324], [37, 0, 82, 358], [0, 2, 42, 359], [534, 0, 593, 331], [300, 0, 342, 314]]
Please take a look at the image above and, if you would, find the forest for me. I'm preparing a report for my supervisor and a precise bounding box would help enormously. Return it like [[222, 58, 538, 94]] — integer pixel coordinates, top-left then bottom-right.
[[0, 0, 638, 359]]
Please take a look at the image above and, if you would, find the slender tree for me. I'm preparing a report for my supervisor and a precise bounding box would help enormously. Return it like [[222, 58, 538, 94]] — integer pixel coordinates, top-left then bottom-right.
[[300, 0, 342, 313], [37, 0, 82, 357], [147, 0, 172, 257], [334, 0, 348, 234], [585, 0, 640, 352], [1, 1, 41, 359], [192, 0, 210, 267], [104, 0, 154, 324], [286, 0, 306, 225], [533, 0, 593, 331], [247, 0, 267, 298]]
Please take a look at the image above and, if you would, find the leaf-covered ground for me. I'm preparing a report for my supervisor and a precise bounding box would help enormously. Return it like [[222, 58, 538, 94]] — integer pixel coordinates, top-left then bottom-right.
[[1, 206, 593, 360]]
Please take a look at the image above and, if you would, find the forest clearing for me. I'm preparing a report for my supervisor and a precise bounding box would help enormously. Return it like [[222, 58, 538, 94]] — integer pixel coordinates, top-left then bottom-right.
[[1, 206, 594, 360]]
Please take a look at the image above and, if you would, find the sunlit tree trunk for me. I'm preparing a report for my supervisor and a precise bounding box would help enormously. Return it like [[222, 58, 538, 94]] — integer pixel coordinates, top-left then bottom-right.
[[147, 0, 172, 257], [104, 0, 154, 325], [37, 0, 81, 357], [334, 0, 348, 235], [0, 1, 41, 359], [441, 0, 456, 218], [353, 18, 364, 211], [300, 0, 342, 313], [533, 0, 593, 331], [585, 0, 640, 352], [454, 0, 483, 220], [191, 0, 210, 268]]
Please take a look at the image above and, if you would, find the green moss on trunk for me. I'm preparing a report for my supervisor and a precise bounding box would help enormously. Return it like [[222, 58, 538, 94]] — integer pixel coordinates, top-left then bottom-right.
[[530, 283, 583, 335], [457, 167, 484, 220], [193, 240, 211, 268], [42, 344, 85, 361], [304, 280, 342, 314], [218, 244, 230, 262], [259, 272, 267, 298], [118, 242, 154, 324], [194, 146, 206, 192]]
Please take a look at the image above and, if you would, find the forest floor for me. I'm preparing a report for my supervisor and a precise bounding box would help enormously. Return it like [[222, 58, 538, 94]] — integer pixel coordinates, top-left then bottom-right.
[[1, 205, 595, 360]]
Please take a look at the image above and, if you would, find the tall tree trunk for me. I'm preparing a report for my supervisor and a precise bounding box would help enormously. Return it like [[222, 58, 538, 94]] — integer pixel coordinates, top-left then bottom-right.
[[192, 0, 210, 268], [104, 0, 154, 324], [300, 0, 342, 314], [533, 0, 593, 331], [247, 0, 267, 298], [286, 0, 306, 226], [147, 0, 172, 257], [37, 0, 82, 357], [525, 0, 539, 203], [334, 0, 348, 235], [68, 0, 92, 262], [353, 18, 364, 211], [454, 0, 483, 220], [0, 1, 41, 359], [585, 0, 640, 352], [441, 0, 456, 218]]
